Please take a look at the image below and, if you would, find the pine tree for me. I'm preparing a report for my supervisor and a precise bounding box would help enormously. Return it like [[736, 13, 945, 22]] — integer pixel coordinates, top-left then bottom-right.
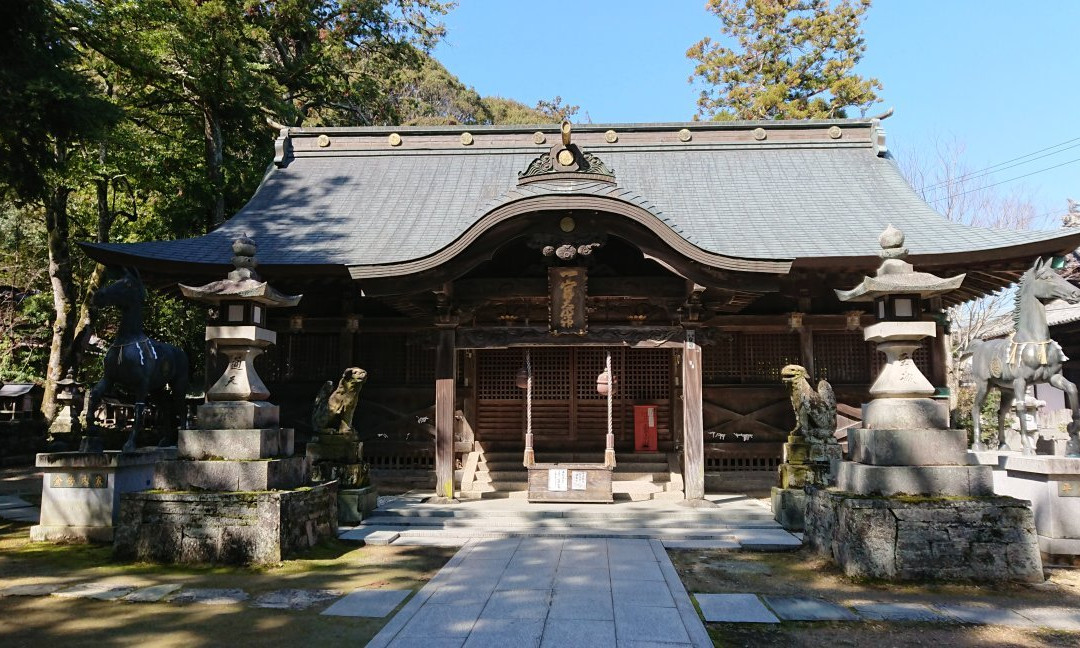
[[688, 0, 882, 120]]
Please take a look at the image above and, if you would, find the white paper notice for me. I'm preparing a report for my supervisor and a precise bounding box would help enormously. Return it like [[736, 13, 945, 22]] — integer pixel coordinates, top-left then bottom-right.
[[571, 471, 587, 491], [548, 468, 568, 492]]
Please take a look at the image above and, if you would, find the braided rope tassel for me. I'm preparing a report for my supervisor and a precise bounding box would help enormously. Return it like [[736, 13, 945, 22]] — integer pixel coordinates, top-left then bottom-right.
[[523, 349, 534, 467]]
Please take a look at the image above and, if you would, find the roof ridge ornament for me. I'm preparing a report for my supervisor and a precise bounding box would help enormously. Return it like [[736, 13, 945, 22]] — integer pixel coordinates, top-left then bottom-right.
[[518, 120, 615, 184]]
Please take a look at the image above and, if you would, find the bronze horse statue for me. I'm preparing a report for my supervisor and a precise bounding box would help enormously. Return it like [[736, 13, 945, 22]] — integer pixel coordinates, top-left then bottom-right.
[[83, 267, 189, 453], [969, 257, 1080, 455]]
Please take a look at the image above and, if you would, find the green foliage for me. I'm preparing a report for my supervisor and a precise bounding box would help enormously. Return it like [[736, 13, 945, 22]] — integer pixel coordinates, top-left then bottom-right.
[[0, 0, 119, 201], [688, 0, 882, 120], [0, 1, 565, 404], [480, 97, 552, 125], [390, 52, 493, 125], [953, 384, 1014, 446]]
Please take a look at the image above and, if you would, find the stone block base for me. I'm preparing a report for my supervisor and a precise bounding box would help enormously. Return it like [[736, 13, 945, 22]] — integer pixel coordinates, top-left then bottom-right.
[[30, 524, 114, 543], [771, 487, 807, 532], [836, 462, 993, 496], [114, 482, 337, 565], [339, 486, 378, 525], [155, 456, 308, 492], [307, 437, 361, 464], [779, 463, 829, 488], [849, 428, 967, 466], [197, 401, 278, 431], [179, 428, 294, 460], [804, 488, 1043, 582], [864, 398, 947, 430], [311, 460, 369, 489]]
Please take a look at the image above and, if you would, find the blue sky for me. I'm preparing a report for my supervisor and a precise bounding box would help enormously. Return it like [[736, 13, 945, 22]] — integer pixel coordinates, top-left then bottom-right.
[[432, 0, 1079, 229]]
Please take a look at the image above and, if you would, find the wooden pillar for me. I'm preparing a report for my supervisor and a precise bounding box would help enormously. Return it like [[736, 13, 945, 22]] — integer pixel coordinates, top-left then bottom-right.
[[682, 330, 705, 500], [799, 326, 815, 378], [435, 327, 456, 501]]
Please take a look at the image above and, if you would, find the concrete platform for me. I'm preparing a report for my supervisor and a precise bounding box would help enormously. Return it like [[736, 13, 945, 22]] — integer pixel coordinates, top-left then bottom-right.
[[339, 492, 801, 552]]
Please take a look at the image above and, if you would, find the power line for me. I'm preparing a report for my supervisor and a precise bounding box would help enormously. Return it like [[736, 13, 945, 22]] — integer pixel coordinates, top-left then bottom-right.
[[919, 141, 1080, 193], [917, 136, 1080, 192], [929, 156, 1080, 204]]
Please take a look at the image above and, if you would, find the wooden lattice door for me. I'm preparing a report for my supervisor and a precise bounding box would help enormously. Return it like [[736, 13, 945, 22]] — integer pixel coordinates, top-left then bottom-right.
[[475, 347, 672, 451]]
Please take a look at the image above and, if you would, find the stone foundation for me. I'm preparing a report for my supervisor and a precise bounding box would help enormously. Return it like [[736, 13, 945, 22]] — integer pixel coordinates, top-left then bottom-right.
[[339, 486, 379, 525], [771, 487, 808, 532], [804, 488, 1043, 582], [836, 462, 994, 496], [114, 482, 337, 565], [155, 456, 307, 491]]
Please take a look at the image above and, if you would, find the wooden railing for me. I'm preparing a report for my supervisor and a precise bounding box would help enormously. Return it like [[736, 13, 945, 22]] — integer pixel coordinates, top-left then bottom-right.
[[703, 442, 783, 472], [364, 441, 435, 470]]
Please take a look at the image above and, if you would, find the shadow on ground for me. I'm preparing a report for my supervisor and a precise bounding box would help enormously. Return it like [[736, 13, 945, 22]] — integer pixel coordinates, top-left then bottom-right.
[[0, 520, 454, 647], [671, 546, 1080, 648]]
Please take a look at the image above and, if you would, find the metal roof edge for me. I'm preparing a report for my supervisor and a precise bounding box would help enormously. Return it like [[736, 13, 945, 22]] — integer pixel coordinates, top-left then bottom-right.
[[283, 118, 877, 137]]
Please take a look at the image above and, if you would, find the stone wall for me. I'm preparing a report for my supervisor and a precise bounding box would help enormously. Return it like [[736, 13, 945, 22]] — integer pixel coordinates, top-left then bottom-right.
[[281, 483, 338, 555], [114, 482, 337, 565], [805, 488, 1043, 582]]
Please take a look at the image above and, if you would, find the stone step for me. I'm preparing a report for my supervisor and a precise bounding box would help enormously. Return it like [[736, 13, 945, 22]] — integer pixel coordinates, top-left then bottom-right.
[[341, 525, 800, 549], [375, 503, 773, 518], [488, 481, 530, 491], [480, 452, 668, 463], [373, 509, 776, 525], [473, 470, 669, 484], [480, 458, 668, 468], [359, 514, 773, 530]]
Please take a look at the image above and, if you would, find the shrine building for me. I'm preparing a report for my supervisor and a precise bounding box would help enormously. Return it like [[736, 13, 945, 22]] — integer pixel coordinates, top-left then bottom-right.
[[82, 119, 1080, 501]]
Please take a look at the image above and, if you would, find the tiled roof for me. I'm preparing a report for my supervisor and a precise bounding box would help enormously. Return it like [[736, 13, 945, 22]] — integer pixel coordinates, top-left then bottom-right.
[[82, 120, 1080, 275]]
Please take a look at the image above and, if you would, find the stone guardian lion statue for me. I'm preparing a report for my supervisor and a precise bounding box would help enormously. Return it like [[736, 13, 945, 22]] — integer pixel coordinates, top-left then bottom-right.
[[311, 367, 367, 438], [780, 364, 837, 445]]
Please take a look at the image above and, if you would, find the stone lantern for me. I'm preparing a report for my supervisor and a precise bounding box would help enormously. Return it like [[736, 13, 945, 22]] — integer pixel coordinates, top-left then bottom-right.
[[834, 225, 963, 430], [179, 235, 300, 430], [48, 372, 82, 439], [803, 225, 1042, 583], [111, 236, 336, 566]]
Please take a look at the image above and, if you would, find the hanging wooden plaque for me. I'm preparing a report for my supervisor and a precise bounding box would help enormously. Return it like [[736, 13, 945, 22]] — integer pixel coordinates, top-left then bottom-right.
[[549, 266, 587, 335]]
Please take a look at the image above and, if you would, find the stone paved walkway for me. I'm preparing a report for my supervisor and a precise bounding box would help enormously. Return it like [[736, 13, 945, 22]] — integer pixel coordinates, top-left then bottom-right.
[[0, 494, 40, 523], [367, 537, 712, 648]]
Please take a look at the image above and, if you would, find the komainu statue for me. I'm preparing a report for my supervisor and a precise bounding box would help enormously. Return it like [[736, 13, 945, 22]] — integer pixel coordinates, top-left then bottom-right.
[[781, 364, 837, 445], [311, 367, 367, 438]]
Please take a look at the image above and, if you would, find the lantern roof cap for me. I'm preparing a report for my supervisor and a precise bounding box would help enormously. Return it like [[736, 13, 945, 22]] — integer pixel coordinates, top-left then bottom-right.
[[180, 235, 301, 307], [836, 226, 965, 302]]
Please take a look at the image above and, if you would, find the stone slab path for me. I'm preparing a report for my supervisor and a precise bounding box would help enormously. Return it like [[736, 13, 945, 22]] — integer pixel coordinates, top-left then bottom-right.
[[691, 592, 1080, 631], [0, 494, 40, 524], [367, 537, 712, 648]]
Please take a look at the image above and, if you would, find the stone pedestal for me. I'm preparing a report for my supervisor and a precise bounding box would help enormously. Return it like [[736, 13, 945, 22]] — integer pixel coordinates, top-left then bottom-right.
[[115, 483, 336, 564], [307, 435, 373, 525], [805, 489, 1042, 582], [338, 485, 379, 525], [31, 448, 174, 543], [772, 436, 841, 531], [973, 452, 1080, 556]]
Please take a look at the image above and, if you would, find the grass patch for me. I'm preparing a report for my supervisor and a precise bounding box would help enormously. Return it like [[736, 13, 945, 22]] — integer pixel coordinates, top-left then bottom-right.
[[0, 517, 455, 647]]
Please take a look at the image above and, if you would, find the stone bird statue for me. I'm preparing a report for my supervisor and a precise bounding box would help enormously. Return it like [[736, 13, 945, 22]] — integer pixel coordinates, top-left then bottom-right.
[[780, 364, 837, 445]]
